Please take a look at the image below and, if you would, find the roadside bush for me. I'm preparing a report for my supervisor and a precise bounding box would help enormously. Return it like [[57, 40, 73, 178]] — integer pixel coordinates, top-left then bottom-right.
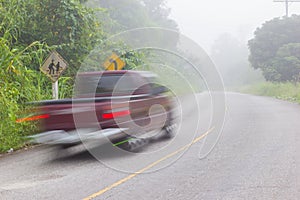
[[0, 33, 51, 152], [240, 82, 300, 103]]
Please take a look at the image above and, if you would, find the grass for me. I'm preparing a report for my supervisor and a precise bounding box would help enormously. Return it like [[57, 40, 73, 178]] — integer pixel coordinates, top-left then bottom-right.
[[239, 82, 300, 103], [0, 33, 51, 153]]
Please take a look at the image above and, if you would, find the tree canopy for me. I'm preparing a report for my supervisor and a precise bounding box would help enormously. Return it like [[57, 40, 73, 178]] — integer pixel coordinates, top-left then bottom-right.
[[0, 0, 104, 75], [87, 0, 178, 31], [248, 15, 300, 82]]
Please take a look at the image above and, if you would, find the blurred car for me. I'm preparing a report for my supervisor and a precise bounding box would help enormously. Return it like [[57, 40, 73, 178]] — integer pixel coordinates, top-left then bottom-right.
[[20, 70, 177, 151]]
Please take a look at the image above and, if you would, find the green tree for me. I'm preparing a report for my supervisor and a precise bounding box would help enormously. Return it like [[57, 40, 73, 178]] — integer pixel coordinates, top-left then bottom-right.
[[84, 0, 179, 70], [86, 0, 178, 46], [87, 0, 154, 31], [1, 0, 104, 75], [248, 15, 300, 82], [142, 0, 177, 29], [269, 43, 300, 82]]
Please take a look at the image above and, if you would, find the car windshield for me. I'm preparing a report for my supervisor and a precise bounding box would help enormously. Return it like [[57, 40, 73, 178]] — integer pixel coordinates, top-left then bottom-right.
[[76, 74, 137, 95]]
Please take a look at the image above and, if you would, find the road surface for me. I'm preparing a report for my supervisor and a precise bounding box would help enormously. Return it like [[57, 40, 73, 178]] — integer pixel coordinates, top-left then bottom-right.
[[1, 92, 300, 200]]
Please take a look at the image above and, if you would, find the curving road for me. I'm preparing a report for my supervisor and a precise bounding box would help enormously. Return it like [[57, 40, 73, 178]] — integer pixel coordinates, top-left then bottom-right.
[[1, 93, 300, 200]]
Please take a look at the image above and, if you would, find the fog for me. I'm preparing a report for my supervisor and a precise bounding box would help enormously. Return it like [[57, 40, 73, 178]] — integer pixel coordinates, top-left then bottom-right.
[[167, 0, 300, 88], [167, 0, 300, 52]]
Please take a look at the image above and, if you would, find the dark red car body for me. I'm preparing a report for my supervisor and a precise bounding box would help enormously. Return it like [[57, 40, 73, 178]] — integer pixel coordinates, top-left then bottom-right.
[[28, 71, 174, 146]]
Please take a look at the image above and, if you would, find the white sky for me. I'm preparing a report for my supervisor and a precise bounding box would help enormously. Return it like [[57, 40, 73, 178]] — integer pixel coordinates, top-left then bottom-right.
[[167, 0, 300, 53]]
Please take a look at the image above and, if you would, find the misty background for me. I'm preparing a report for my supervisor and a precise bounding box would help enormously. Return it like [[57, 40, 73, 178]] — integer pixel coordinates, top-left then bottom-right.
[[167, 0, 300, 88], [84, 0, 300, 89]]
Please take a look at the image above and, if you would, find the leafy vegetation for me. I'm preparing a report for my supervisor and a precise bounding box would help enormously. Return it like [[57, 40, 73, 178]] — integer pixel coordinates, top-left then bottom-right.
[[0, 35, 50, 152], [0, 0, 104, 153], [87, 0, 178, 31], [240, 82, 300, 103], [0, 0, 178, 153], [243, 15, 300, 102], [248, 15, 300, 82]]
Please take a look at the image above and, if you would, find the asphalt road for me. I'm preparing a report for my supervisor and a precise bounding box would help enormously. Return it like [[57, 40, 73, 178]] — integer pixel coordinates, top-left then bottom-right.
[[1, 92, 300, 200]]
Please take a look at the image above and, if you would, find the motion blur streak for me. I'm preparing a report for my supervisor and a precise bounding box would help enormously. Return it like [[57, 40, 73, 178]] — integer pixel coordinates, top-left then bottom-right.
[[16, 114, 50, 123], [83, 127, 215, 200]]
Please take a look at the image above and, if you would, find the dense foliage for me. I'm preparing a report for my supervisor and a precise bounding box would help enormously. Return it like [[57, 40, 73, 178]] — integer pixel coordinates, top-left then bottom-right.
[[87, 0, 177, 31], [248, 15, 300, 82], [0, 0, 178, 152], [86, 0, 179, 51], [0, 0, 106, 152], [0, 34, 50, 152]]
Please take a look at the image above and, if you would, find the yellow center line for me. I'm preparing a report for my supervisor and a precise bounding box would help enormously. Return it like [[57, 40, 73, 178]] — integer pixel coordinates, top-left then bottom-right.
[[83, 127, 215, 200]]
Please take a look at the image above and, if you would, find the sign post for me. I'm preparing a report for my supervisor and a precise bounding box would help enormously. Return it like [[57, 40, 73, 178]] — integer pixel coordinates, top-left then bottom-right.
[[52, 81, 59, 100], [40, 51, 68, 99], [274, 0, 300, 17]]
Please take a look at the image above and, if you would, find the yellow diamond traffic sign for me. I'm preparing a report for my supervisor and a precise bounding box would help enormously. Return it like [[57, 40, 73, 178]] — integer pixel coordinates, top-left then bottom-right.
[[40, 51, 68, 82], [103, 53, 126, 71]]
